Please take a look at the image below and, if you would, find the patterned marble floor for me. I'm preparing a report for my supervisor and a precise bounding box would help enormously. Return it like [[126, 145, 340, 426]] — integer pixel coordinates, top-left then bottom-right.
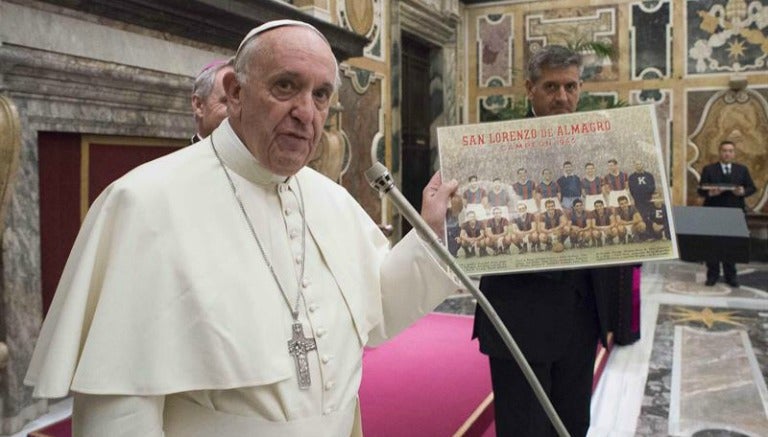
[[590, 261, 768, 437]]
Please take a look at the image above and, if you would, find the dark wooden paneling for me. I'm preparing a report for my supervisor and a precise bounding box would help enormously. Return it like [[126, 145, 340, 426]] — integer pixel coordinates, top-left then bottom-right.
[[401, 33, 433, 232], [38, 132, 81, 315], [38, 135, 180, 316]]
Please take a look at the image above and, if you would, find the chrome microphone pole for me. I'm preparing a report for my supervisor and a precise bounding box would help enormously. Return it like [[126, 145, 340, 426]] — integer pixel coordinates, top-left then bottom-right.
[[365, 162, 570, 437]]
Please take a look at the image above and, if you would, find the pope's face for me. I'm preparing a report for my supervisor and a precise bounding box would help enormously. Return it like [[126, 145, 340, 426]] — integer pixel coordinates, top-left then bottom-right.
[[526, 65, 582, 116], [226, 27, 336, 176]]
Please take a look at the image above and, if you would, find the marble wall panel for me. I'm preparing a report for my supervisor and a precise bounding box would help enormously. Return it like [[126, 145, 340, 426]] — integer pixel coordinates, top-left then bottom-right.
[[477, 94, 522, 122], [477, 13, 513, 88], [338, 68, 384, 223], [630, 0, 672, 79], [686, 0, 768, 75], [525, 7, 618, 82], [338, 0, 384, 61], [630, 89, 673, 183]]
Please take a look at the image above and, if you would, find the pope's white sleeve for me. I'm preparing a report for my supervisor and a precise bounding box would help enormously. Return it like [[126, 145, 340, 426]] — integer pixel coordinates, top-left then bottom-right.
[[72, 393, 165, 437], [370, 230, 462, 344]]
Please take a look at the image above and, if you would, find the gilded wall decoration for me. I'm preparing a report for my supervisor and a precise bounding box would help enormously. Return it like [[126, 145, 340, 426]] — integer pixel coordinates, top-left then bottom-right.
[[338, 66, 384, 219], [0, 96, 21, 226], [688, 88, 768, 212], [338, 0, 384, 61], [477, 13, 514, 88], [308, 101, 351, 184], [525, 7, 618, 81], [687, 0, 768, 74], [630, 0, 672, 79]]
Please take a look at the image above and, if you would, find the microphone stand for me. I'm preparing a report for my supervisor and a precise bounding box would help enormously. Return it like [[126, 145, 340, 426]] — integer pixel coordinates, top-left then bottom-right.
[[365, 163, 570, 437]]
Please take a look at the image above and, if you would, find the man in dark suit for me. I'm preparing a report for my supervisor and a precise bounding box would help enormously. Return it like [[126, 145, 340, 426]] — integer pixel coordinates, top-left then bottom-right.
[[190, 59, 234, 144], [473, 45, 636, 437], [697, 140, 756, 287]]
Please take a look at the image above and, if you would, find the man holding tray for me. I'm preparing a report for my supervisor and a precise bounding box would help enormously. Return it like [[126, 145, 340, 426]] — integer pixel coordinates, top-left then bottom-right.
[[698, 140, 756, 287]]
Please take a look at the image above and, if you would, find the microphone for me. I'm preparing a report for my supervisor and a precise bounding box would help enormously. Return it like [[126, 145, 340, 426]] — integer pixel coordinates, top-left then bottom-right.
[[364, 163, 443, 253], [365, 162, 571, 437]]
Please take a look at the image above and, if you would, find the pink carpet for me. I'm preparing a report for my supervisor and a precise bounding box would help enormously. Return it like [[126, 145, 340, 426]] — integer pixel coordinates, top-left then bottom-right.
[[360, 313, 492, 437], [360, 312, 613, 437]]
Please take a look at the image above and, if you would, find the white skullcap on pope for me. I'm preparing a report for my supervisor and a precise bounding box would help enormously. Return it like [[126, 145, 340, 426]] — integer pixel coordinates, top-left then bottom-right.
[[235, 19, 331, 58]]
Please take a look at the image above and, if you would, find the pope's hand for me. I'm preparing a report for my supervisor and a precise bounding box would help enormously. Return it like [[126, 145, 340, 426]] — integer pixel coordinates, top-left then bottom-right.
[[421, 171, 459, 237]]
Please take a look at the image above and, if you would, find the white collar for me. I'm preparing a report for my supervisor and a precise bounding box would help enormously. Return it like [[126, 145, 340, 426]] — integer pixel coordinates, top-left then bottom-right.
[[211, 119, 292, 186]]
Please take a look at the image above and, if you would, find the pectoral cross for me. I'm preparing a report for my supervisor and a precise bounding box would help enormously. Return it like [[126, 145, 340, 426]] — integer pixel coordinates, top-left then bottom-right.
[[287, 322, 317, 390]]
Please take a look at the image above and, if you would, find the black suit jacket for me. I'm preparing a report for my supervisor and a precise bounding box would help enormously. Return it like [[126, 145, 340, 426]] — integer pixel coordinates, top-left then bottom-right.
[[472, 108, 637, 362], [472, 266, 635, 362], [697, 162, 756, 210]]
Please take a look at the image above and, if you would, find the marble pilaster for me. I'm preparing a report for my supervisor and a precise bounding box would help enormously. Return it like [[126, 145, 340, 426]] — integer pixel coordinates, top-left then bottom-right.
[[0, 44, 193, 434]]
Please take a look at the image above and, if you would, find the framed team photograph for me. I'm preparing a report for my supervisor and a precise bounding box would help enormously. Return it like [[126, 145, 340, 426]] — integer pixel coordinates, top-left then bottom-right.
[[438, 105, 678, 276]]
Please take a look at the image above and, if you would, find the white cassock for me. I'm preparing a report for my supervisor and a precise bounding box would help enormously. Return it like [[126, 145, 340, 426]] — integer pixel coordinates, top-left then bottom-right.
[[25, 119, 459, 436]]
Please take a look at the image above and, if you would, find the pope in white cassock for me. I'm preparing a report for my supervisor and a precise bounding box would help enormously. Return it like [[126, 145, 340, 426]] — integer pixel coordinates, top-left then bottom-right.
[[25, 20, 461, 436]]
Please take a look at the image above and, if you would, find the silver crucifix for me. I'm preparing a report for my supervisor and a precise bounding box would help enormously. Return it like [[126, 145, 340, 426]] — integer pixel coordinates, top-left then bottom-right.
[[287, 322, 317, 390]]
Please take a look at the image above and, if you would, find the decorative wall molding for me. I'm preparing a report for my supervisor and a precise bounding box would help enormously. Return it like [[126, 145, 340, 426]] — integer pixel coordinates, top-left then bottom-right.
[[630, 89, 673, 182], [686, 0, 768, 75], [477, 13, 514, 88], [0, 46, 192, 137], [338, 0, 385, 61], [400, 0, 459, 46], [526, 7, 618, 81], [630, 0, 672, 80], [33, 0, 367, 62], [341, 63, 386, 95]]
